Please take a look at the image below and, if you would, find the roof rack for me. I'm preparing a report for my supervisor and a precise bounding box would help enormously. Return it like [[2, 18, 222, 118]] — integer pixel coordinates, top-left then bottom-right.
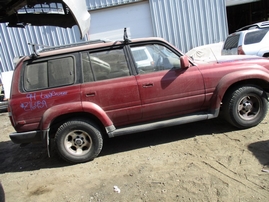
[[39, 39, 110, 53], [237, 21, 269, 31]]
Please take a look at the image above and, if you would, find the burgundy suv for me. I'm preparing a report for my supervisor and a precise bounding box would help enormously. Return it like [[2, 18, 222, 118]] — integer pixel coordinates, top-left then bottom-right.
[[8, 34, 269, 163]]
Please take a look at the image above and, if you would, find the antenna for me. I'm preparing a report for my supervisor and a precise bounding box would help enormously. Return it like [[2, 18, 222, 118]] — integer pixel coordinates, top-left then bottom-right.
[[123, 28, 131, 44]]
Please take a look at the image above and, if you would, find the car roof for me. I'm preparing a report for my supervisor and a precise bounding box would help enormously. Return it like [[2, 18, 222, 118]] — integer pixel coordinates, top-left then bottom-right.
[[27, 37, 168, 59], [236, 21, 269, 31]]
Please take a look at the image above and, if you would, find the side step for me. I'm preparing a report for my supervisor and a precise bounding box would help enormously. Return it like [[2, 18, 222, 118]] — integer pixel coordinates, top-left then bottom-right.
[[108, 111, 218, 138]]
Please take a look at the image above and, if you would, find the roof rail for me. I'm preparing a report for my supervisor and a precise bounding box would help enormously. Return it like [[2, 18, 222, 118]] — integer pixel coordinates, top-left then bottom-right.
[[237, 21, 269, 31], [39, 39, 110, 53]]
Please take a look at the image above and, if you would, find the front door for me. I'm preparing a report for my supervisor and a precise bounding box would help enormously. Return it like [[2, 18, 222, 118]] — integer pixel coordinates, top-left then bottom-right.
[[130, 43, 205, 121]]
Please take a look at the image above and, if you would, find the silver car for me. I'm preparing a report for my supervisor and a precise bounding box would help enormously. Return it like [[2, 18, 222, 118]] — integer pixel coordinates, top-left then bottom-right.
[[221, 21, 269, 57]]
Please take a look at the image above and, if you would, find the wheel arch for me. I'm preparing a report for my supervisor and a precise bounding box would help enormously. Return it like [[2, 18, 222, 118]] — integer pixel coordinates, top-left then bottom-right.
[[210, 70, 269, 110], [221, 79, 269, 105], [48, 112, 107, 139], [40, 101, 113, 139]]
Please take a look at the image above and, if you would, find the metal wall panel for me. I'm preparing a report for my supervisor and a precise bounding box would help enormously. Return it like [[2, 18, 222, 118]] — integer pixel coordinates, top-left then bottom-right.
[[0, 0, 143, 76], [0, 24, 84, 75], [0, 0, 228, 77], [149, 0, 228, 52]]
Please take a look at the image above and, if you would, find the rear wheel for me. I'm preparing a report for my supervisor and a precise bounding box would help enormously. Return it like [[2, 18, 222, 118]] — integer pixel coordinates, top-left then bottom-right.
[[262, 53, 269, 58], [55, 119, 103, 164], [223, 86, 268, 129]]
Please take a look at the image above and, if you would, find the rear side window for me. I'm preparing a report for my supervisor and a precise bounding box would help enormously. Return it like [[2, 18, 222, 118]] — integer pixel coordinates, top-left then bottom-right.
[[24, 56, 74, 91], [223, 35, 240, 49], [244, 29, 268, 45]]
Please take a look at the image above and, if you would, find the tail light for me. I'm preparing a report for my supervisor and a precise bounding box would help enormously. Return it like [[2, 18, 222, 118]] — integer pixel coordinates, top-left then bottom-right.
[[8, 101, 15, 127], [237, 45, 245, 55]]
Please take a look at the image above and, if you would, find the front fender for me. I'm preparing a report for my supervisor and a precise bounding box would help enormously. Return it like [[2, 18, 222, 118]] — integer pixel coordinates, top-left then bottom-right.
[[210, 68, 269, 109]]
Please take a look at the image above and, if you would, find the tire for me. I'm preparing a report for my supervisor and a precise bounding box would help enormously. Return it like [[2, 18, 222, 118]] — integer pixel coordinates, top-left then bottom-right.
[[0, 182, 4, 202], [55, 119, 103, 164], [223, 86, 268, 129]]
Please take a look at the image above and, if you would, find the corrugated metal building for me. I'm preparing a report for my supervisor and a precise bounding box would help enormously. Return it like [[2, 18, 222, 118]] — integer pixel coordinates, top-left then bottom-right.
[[0, 0, 229, 78]]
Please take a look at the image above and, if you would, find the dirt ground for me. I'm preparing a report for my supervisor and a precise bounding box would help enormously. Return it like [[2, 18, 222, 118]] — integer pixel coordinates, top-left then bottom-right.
[[0, 111, 269, 202]]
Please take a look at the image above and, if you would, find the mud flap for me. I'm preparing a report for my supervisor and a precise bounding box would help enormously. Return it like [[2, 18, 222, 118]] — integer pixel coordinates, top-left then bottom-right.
[[46, 130, 51, 158]]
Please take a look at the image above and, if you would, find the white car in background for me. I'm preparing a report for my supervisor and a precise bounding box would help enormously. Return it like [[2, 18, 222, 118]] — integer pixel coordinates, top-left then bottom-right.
[[0, 71, 13, 112], [131, 46, 154, 69], [0, 84, 7, 112], [186, 42, 224, 62], [221, 21, 269, 57]]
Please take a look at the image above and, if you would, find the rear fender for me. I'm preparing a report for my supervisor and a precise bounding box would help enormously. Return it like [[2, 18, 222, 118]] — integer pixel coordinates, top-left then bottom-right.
[[41, 101, 113, 131], [210, 69, 269, 109], [81, 101, 114, 129], [41, 102, 83, 130], [257, 47, 269, 57]]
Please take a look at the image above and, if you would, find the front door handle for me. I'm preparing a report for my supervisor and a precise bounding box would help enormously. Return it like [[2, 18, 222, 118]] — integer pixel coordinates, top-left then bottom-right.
[[143, 83, 154, 88]]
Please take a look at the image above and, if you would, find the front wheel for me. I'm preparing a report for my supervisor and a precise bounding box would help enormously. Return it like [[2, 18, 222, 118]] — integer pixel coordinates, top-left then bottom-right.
[[223, 86, 268, 129], [55, 119, 103, 164]]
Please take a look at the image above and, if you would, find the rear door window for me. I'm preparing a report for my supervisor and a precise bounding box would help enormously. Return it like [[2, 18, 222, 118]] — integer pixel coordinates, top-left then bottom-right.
[[24, 56, 75, 91], [82, 48, 130, 82]]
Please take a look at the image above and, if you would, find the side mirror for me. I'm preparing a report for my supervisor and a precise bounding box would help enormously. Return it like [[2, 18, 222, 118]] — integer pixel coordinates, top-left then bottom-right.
[[180, 55, 190, 69]]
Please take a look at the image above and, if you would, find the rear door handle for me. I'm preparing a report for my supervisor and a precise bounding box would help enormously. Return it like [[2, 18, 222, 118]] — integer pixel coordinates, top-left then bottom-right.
[[143, 83, 154, 88], [85, 92, 96, 97]]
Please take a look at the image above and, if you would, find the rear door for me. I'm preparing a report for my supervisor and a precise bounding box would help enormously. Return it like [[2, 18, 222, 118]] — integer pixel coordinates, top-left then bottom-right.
[[129, 43, 205, 121], [80, 46, 142, 126]]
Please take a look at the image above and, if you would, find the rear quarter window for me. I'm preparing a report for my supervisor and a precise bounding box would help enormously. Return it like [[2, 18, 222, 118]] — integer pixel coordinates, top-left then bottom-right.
[[24, 56, 75, 91], [223, 35, 240, 50], [244, 29, 268, 45]]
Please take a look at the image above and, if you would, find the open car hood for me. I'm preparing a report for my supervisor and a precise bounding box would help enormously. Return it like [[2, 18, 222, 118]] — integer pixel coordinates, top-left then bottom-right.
[[0, 0, 90, 38]]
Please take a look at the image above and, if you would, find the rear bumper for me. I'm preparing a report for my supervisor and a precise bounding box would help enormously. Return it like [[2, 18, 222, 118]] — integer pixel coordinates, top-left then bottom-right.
[[0, 100, 8, 112], [9, 130, 47, 144]]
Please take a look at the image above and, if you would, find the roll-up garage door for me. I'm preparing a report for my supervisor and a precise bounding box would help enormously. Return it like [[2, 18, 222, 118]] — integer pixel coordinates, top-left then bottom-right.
[[88, 1, 154, 41]]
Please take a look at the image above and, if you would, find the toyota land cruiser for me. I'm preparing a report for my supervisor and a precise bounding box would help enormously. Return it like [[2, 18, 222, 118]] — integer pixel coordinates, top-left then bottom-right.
[[8, 30, 269, 163]]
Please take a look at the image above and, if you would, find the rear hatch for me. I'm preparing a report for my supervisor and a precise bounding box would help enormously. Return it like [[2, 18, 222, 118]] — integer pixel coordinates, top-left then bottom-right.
[[0, 0, 90, 38]]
